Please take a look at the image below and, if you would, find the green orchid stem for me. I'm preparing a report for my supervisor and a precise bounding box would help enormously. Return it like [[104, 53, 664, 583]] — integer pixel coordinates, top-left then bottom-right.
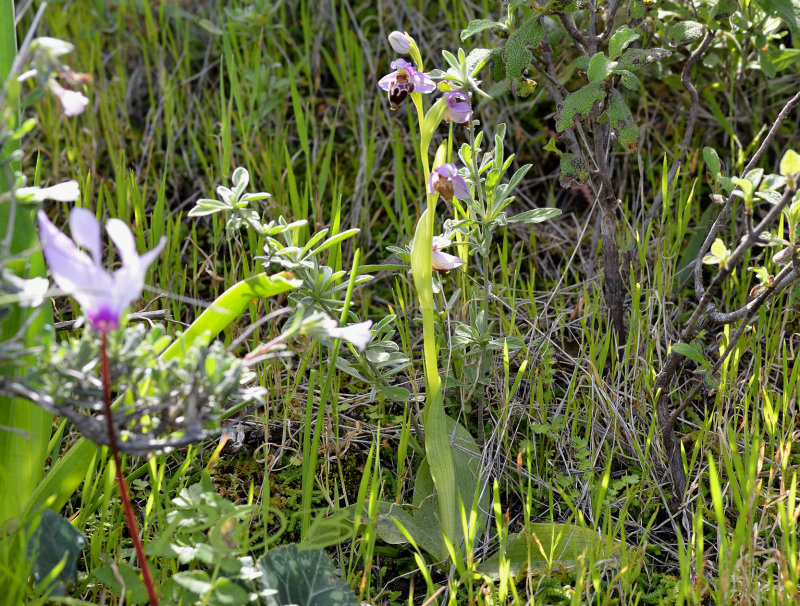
[[100, 332, 159, 606]]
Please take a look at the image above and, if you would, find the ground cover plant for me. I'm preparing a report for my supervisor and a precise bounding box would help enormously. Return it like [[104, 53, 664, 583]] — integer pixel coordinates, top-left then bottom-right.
[[2, 0, 800, 604]]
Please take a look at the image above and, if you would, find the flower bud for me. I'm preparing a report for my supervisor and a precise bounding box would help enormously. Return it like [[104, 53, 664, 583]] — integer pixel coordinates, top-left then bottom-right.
[[388, 31, 411, 54]]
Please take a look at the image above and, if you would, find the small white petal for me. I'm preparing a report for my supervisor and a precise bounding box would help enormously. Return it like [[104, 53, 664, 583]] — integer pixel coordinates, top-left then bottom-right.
[[16, 180, 80, 202], [328, 320, 373, 351], [33, 37, 75, 57], [49, 81, 88, 117]]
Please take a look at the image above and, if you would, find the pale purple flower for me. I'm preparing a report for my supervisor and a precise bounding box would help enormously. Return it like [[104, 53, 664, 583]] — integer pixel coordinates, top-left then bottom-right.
[[48, 80, 88, 116], [445, 92, 472, 124], [388, 31, 411, 55], [378, 58, 436, 110], [432, 236, 465, 273], [37, 208, 166, 332], [16, 180, 80, 202], [428, 163, 470, 202]]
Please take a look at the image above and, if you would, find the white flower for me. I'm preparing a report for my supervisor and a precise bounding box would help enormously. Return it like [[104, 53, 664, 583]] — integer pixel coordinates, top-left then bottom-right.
[[16, 180, 80, 202], [48, 81, 88, 116], [2, 273, 49, 308], [33, 37, 75, 58], [327, 321, 373, 351]]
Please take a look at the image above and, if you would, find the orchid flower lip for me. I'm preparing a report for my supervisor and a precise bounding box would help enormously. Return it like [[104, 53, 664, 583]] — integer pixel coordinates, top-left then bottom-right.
[[428, 163, 471, 202], [378, 58, 435, 110]]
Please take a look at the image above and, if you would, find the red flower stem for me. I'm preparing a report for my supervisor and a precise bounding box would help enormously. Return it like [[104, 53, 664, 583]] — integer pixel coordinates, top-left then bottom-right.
[[100, 332, 159, 606]]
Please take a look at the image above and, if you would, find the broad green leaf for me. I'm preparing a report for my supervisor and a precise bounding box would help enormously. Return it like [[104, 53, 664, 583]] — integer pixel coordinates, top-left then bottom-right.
[[667, 21, 705, 46], [732, 178, 754, 202], [609, 27, 641, 59], [461, 19, 506, 41], [477, 525, 619, 579], [616, 69, 641, 91], [559, 153, 589, 187], [671, 341, 707, 365], [709, 0, 739, 22], [587, 52, 616, 83], [161, 272, 300, 360], [598, 89, 640, 152], [616, 48, 671, 71], [258, 545, 359, 606], [94, 564, 149, 605], [555, 82, 606, 132], [780, 149, 800, 177], [26, 510, 86, 596], [759, 0, 800, 34]]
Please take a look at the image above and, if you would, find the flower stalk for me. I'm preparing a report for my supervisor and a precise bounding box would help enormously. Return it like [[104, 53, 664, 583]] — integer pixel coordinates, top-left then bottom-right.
[[100, 332, 159, 606]]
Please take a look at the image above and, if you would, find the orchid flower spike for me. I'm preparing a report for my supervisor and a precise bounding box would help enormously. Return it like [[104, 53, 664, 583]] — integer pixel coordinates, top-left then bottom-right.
[[428, 163, 470, 202], [378, 59, 435, 110], [388, 31, 411, 55], [445, 92, 472, 124], [37, 208, 166, 333], [432, 236, 466, 274]]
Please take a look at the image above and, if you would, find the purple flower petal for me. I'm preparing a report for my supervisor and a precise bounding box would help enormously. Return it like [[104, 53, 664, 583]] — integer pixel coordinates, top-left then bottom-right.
[[412, 71, 436, 94], [377, 73, 395, 91], [446, 92, 472, 124], [69, 207, 102, 265], [452, 175, 471, 200], [37, 210, 165, 333]]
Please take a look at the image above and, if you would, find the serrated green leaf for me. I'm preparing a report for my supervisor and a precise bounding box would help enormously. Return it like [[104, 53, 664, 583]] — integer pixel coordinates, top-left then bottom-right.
[[609, 27, 641, 59], [587, 52, 616, 83], [780, 149, 800, 177], [599, 89, 639, 152], [555, 82, 606, 132], [503, 14, 544, 81], [559, 153, 590, 187], [461, 19, 506, 41], [667, 21, 705, 46], [617, 48, 671, 71]]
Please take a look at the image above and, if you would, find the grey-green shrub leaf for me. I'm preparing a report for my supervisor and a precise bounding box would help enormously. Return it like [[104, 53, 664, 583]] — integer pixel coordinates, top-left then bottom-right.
[[617, 48, 671, 71], [503, 14, 544, 92], [609, 27, 641, 59], [258, 546, 358, 606], [461, 19, 506, 41], [507, 208, 562, 223], [671, 341, 707, 366], [587, 52, 616, 83], [599, 89, 640, 152], [667, 21, 705, 46], [555, 82, 605, 132], [559, 154, 589, 187]]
